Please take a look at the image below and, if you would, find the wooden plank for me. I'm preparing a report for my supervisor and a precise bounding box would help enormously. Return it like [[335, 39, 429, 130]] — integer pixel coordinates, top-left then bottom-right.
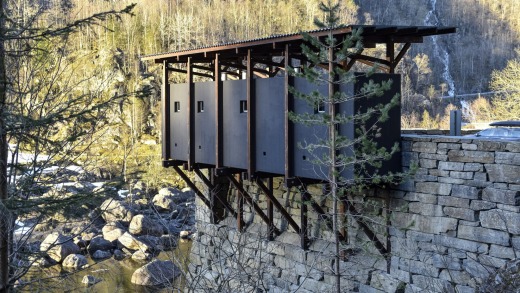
[[162, 60, 171, 161]]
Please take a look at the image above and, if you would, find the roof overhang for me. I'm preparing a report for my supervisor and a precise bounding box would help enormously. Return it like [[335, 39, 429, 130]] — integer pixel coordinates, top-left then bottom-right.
[[141, 25, 456, 64]]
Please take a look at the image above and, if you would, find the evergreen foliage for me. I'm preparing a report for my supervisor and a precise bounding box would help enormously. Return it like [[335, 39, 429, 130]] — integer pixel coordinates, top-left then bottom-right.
[[287, 1, 403, 291]]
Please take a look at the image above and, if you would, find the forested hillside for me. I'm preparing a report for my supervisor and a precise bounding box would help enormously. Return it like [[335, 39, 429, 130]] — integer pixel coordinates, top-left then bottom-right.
[[9, 0, 520, 182]]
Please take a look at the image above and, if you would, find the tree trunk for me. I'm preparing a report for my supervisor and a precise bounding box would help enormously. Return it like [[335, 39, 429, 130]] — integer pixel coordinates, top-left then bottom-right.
[[0, 0, 10, 290], [328, 40, 340, 293]]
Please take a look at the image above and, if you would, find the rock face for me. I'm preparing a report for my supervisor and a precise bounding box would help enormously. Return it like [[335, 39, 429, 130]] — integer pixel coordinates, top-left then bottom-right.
[[129, 215, 164, 236], [62, 254, 88, 270], [40, 232, 80, 263], [131, 260, 180, 286], [100, 199, 134, 224]]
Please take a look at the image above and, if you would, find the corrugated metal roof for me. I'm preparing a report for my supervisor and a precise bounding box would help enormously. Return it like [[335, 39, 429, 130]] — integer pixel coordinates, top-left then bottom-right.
[[141, 25, 456, 62]]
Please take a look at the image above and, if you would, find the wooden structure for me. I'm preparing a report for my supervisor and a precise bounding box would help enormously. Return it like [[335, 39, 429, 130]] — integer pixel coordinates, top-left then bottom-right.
[[142, 25, 456, 250]]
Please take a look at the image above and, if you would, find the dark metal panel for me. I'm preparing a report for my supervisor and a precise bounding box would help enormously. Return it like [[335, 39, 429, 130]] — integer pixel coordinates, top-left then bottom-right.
[[194, 81, 216, 165], [256, 77, 285, 174], [223, 79, 247, 169], [352, 73, 402, 177], [292, 77, 328, 180], [338, 81, 355, 180], [170, 83, 189, 162]]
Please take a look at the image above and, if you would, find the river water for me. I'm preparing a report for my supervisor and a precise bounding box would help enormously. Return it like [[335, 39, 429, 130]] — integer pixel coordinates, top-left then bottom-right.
[[17, 240, 192, 293]]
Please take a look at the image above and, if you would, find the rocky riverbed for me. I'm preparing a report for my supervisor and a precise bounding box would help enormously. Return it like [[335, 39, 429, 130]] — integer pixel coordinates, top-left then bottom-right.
[[14, 180, 196, 292]]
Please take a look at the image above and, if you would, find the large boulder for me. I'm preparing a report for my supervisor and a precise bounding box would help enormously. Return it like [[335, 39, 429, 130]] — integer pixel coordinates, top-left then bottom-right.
[[40, 232, 80, 263], [117, 232, 151, 252], [100, 199, 134, 224], [103, 228, 125, 243], [129, 215, 164, 237], [87, 236, 114, 254], [131, 260, 180, 286], [62, 254, 88, 270], [151, 194, 177, 211], [92, 250, 112, 260], [160, 235, 177, 250], [102, 221, 124, 235]]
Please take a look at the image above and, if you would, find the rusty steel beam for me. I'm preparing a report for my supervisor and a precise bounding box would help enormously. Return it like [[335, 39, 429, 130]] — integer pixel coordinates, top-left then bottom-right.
[[193, 168, 237, 218], [167, 67, 214, 79], [256, 178, 300, 234], [386, 42, 395, 73], [267, 178, 274, 241], [395, 43, 411, 66], [300, 189, 309, 249], [172, 165, 211, 208], [235, 174, 244, 231], [228, 175, 280, 235], [344, 198, 388, 256]]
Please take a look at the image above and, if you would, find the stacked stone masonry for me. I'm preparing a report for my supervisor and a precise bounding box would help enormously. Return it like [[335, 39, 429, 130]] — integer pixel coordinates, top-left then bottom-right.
[[187, 135, 520, 292]]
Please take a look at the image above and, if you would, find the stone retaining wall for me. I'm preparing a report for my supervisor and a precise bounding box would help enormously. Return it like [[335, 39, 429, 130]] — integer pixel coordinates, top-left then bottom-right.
[[186, 135, 520, 292]]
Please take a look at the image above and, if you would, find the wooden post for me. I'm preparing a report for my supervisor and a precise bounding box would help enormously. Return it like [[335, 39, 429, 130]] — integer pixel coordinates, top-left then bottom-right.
[[267, 177, 274, 240], [386, 42, 395, 73], [247, 49, 256, 178], [215, 54, 223, 169], [284, 44, 294, 184], [300, 188, 309, 249], [162, 60, 171, 161], [236, 174, 244, 232], [187, 57, 195, 170]]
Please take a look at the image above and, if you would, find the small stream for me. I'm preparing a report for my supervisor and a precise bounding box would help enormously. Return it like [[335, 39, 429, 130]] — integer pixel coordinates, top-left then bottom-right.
[[18, 240, 192, 293]]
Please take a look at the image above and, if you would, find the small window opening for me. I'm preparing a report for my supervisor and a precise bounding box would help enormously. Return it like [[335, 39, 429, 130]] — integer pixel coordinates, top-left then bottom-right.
[[197, 101, 204, 113], [198, 145, 202, 149], [174, 101, 181, 112], [315, 102, 325, 113], [302, 155, 307, 161], [263, 151, 267, 156], [240, 100, 248, 113]]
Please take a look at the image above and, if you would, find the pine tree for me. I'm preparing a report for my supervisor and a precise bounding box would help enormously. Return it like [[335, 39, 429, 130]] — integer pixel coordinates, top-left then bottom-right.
[[288, 1, 401, 291]]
